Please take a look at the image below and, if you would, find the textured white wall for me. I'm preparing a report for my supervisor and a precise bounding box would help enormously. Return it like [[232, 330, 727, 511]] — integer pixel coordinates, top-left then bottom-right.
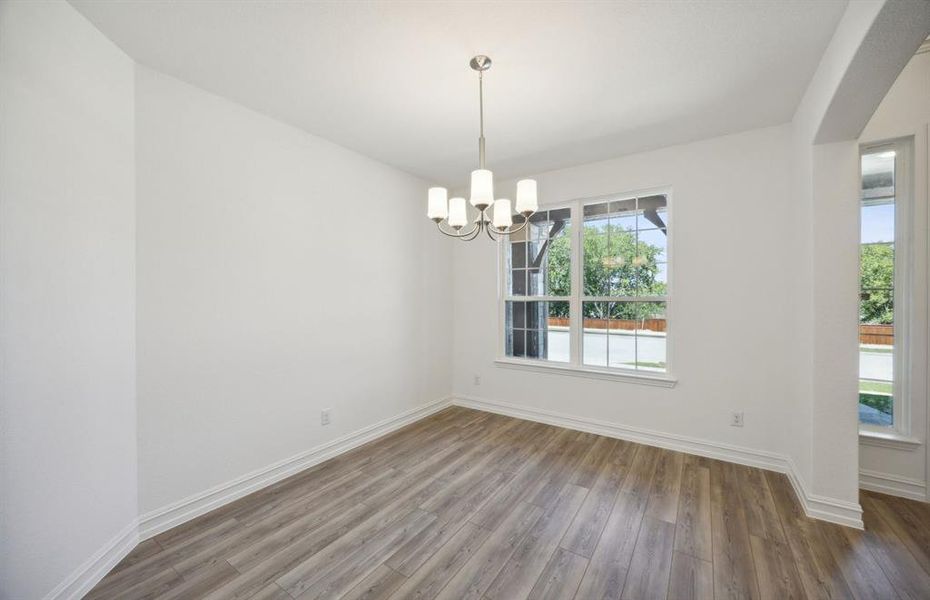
[[0, 2, 138, 598], [452, 125, 802, 462], [134, 67, 452, 514]]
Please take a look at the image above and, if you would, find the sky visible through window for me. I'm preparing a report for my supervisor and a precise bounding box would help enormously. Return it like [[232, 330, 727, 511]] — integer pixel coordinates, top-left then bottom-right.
[[861, 203, 893, 244]]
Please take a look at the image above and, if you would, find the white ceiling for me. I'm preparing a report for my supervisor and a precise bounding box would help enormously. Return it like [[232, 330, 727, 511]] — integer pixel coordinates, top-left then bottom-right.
[[70, 0, 848, 185]]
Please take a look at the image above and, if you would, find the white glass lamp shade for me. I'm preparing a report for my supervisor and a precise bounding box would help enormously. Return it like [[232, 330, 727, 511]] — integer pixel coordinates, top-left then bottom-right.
[[493, 199, 513, 229], [470, 169, 494, 209], [427, 187, 448, 221], [448, 197, 468, 228], [515, 179, 538, 214]]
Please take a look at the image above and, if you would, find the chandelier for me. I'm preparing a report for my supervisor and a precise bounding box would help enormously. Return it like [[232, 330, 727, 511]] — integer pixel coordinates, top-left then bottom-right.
[[427, 55, 538, 241]]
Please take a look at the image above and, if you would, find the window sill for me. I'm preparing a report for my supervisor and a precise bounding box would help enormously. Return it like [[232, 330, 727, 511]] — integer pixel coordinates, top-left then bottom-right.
[[494, 358, 677, 388], [859, 429, 922, 450]]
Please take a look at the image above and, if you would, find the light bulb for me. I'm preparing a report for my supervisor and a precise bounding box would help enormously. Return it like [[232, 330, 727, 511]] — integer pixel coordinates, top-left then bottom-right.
[[427, 187, 448, 221], [470, 170, 493, 209], [448, 197, 467, 228], [515, 179, 538, 214], [493, 199, 513, 229]]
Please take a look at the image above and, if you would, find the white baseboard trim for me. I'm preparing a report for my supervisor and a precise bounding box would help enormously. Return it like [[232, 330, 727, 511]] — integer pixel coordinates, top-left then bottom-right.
[[43, 519, 139, 600], [453, 395, 864, 529], [784, 457, 864, 529], [138, 396, 453, 540], [48, 391, 872, 600], [860, 468, 928, 502]]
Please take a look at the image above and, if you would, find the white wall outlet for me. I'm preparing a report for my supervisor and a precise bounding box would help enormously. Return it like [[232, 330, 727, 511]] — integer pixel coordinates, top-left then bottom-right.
[[321, 409, 331, 426], [473, 374, 481, 386], [730, 411, 744, 427]]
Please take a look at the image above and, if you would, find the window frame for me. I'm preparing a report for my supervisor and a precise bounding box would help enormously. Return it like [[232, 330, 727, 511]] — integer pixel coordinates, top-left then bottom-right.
[[858, 140, 913, 438], [496, 186, 675, 387]]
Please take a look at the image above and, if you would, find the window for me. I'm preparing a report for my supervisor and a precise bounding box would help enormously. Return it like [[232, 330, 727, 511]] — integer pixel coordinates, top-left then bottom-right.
[[858, 142, 910, 432], [582, 196, 668, 371], [504, 208, 572, 362], [501, 191, 670, 381]]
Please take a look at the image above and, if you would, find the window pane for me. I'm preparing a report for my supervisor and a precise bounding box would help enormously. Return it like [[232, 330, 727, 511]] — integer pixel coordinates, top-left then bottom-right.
[[549, 207, 571, 222], [546, 222, 571, 296], [507, 238, 524, 296], [602, 301, 667, 372], [528, 213, 549, 241], [584, 233, 609, 296], [607, 229, 637, 297], [518, 209, 571, 297], [528, 266, 544, 295], [860, 203, 894, 244], [637, 228, 667, 261], [545, 301, 570, 362], [585, 197, 670, 298], [505, 300, 569, 362], [511, 241, 527, 268], [583, 301, 609, 367], [511, 269, 526, 295], [525, 300, 541, 329], [583, 203, 610, 229], [637, 194, 668, 231], [859, 151, 894, 427], [512, 329, 526, 357], [510, 301, 526, 329], [609, 198, 637, 233], [607, 302, 636, 369], [635, 301, 667, 371], [526, 330, 539, 358], [526, 238, 541, 264], [653, 262, 668, 291], [861, 151, 894, 199]]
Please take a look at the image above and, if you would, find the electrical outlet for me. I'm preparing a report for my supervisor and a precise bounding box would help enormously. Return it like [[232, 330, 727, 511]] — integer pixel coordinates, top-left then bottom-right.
[[321, 409, 331, 426], [473, 374, 481, 386], [730, 411, 744, 427]]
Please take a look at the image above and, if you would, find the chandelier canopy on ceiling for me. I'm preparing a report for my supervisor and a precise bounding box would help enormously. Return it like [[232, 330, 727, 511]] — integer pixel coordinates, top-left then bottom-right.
[[427, 55, 538, 241]]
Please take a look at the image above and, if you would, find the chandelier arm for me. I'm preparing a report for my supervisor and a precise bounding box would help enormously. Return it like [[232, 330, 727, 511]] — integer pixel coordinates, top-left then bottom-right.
[[465, 221, 485, 241], [500, 212, 533, 236], [483, 210, 535, 240], [435, 220, 480, 239]]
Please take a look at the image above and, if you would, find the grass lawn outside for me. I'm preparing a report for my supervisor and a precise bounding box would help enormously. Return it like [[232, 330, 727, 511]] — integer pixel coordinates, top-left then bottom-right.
[[859, 389, 892, 417], [859, 380, 892, 394], [861, 346, 894, 354]]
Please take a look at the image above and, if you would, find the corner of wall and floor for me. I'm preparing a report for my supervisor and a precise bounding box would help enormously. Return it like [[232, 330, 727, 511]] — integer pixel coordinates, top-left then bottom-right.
[[449, 395, 864, 529]]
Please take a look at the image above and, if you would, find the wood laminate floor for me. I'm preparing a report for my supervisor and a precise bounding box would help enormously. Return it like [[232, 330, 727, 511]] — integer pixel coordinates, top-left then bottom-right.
[[88, 407, 930, 599]]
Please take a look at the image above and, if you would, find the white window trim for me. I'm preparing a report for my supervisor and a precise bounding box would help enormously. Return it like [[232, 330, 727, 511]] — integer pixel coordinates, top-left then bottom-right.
[[858, 139, 914, 438], [496, 186, 676, 387], [859, 428, 922, 450]]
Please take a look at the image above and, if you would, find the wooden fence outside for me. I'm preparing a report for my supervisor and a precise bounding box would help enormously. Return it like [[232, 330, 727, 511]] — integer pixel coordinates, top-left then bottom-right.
[[548, 317, 666, 332], [860, 324, 893, 346], [548, 318, 891, 344]]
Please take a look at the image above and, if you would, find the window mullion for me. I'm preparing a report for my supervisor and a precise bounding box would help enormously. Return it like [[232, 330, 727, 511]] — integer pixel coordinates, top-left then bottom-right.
[[569, 201, 583, 367]]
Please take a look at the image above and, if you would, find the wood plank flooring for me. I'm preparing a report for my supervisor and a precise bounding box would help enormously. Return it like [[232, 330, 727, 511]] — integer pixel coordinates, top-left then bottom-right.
[[88, 407, 930, 599]]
